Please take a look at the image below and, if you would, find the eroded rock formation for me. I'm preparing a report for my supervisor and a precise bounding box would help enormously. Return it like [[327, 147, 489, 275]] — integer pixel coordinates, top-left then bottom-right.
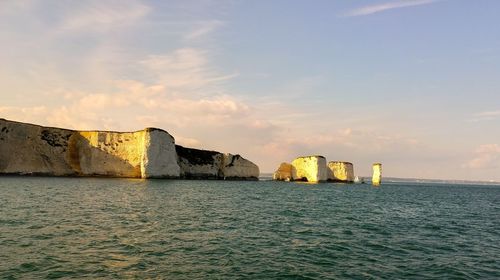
[[372, 163, 382, 186], [291, 156, 327, 183], [222, 153, 259, 180], [272, 162, 292, 181], [272, 156, 364, 184], [176, 145, 259, 180], [327, 161, 354, 183], [0, 119, 258, 180]]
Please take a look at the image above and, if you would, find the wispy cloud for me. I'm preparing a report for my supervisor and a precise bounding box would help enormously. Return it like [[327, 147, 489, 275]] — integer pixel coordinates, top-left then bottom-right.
[[464, 144, 500, 169], [184, 20, 224, 41], [468, 110, 500, 122], [343, 0, 439, 17], [59, 0, 150, 32]]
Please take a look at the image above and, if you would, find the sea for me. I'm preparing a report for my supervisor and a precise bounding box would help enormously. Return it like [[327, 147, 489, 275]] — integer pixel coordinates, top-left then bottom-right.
[[0, 176, 499, 279]]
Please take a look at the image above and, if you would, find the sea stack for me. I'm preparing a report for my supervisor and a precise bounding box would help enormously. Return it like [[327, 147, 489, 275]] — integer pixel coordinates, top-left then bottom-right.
[[272, 162, 292, 181], [291, 156, 327, 183], [327, 161, 354, 183], [272, 156, 359, 184], [372, 163, 382, 186]]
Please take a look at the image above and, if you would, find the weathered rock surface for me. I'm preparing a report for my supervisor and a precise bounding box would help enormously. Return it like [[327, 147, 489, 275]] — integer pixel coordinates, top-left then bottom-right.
[[176, 145, 259, 180], [372, 163, 382, 186], [176, 145, 223, 179], [327, 161, 354, 183], [222, 153, 259, 180], [272, 162, 292, 181], [291, 156, 327, 183], [0, 119, 261, 180], [0, 119, 180, 178]]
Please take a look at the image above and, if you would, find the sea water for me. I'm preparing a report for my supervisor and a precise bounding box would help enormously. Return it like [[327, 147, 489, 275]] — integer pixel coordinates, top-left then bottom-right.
[[0, 177, 499, 279]]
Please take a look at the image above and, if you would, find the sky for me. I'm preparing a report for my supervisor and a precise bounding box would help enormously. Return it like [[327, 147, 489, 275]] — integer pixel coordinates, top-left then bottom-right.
[[1, 0, 499, 181]]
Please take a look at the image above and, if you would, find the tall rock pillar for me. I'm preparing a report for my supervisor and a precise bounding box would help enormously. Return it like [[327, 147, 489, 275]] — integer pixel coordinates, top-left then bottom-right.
[[372, 163, 382, 186]]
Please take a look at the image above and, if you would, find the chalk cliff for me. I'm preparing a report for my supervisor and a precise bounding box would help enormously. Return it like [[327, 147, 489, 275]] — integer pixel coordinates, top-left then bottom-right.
[[176, 145, 259, 180], [0, 119, 259, 180], [272, 162, 292, 181], [327, 161, 354, 183], [222, 153, 260, 180], [291, 156, 327, 183], [0, 119, 179, 178]]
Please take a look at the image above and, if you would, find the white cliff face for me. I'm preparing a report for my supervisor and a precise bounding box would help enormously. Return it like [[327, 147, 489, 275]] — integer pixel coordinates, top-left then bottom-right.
[[273, 162, 292, 181], [0, 119, 180, 178], [372, 163, 382, 185], [69, 131, 144, 177], [176, 146, 223, 179], [291, 156, 327, 183], [0, 119, 75, 176], [327, 161, 354, 182], [141, 128, 180, 178], [222, 153, 259, 179], [176, 145, 259, 180]]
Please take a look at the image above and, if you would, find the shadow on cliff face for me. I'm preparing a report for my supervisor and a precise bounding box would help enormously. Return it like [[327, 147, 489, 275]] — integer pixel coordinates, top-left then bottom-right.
[[0, 120, 141, 178], [67, 132, 142, 178], [175, 145, 222, 179]]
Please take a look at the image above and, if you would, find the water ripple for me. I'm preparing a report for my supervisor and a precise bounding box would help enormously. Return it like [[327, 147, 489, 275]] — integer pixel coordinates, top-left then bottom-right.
[[0, 177, 499, 279]]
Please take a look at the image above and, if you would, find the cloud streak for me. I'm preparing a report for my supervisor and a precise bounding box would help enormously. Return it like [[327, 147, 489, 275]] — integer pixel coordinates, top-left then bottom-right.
[[184, 20, 224, 41], [59, 0, 150, 32], [464, 144, 500, 169], [343, 0, 439, 17], [468, 110, 500, 122]]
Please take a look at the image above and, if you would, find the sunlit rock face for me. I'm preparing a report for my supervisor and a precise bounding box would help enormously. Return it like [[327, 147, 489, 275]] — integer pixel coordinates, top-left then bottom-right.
[[372, 163, 382, 186], [0, 119, 180, 178], [222, 153, 259, 180], [327, 161, 354, 183], [272, 162, 292, 181], [0, 119, 76, 176], [291, 156, 327, 183], [176, 146, 259, 180], [141, 128, 180, 178]]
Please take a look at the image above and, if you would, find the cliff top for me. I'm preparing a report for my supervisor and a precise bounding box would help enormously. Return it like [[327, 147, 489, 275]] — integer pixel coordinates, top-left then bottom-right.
[[329, 161, 353, 165], [295, 155, 326, 159], [0, 118, 169, 135]]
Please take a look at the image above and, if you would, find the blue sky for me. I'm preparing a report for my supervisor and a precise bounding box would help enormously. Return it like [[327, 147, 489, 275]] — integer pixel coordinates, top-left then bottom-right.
[[1, 0, 499, 180]]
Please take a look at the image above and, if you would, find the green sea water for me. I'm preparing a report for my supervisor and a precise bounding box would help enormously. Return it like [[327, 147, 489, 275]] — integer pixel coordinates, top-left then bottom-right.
[[0, 177, 499, 279]]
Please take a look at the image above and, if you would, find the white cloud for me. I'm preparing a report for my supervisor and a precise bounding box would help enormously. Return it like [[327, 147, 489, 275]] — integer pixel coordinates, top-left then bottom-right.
[[476, 111, 500, 117], [343, 0, 439, 17], [0, 1, 35, 16], [175, 136, 202, 148], [468, 110, 500, 122], [140, 48, 237, 90], [464, 144, 500, 169], [59, 0, 150, 32], [0, 106, 48, 123], [184, 20, 224, 41]]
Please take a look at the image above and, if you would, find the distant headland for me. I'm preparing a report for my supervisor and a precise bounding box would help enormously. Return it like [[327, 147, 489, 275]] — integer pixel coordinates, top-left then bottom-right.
[[0, 118, 259, 180]]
